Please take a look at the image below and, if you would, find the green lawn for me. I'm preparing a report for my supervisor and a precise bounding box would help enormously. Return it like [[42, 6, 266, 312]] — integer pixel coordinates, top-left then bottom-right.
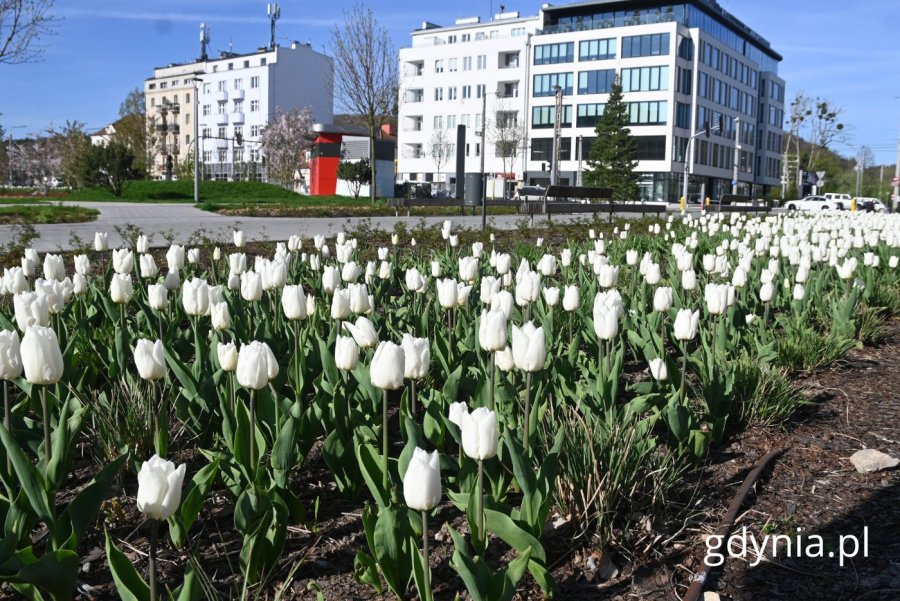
[[65, 180, 306, 203], [0, 205, 99, 224]]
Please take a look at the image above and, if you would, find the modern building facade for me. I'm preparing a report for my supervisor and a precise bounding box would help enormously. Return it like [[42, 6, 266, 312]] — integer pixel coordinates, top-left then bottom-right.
[[144, 41, 333, 182], [396, 0, 785, 202]]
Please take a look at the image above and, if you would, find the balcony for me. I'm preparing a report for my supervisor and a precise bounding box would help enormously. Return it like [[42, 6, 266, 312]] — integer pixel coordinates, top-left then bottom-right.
[[232, 88, 245, 100], [231, 112, 245, 123], [214, 112, 228, 125], [215, 138, 228, 149], [214, 90, 228, 102]]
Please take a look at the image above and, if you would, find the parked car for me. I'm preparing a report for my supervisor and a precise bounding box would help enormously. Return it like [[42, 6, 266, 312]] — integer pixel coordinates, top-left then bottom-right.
[[823, 193, 852, 210], [515, 186, 547, 201], [856, 197, 887, 213], [784, 195, 839, 211]]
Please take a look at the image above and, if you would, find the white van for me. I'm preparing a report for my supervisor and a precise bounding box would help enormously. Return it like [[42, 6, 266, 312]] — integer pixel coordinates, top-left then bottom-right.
[[823, 193, 851, 210]]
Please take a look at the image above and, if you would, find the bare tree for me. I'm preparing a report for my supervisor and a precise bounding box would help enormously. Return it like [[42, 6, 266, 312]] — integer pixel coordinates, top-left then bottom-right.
[[259, 107, 316, 189], [488, 98, 527, 185], [789, 92, 846, 173], [329, 1, 398, 203], [11, 131, 61, 194], [0, 0, 56, 64], [428, 128, 452, 190]]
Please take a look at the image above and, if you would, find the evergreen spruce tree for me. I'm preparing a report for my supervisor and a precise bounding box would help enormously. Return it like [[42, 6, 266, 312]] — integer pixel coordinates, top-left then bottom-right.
[[583, 76, 640, 200]]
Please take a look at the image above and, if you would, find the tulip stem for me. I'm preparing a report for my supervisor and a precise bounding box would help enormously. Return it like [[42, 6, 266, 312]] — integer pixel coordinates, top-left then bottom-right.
[[763, 302, 770, 331], [4, 381, 11, 475], [41, 386, 50, 464], [149, 519, 159, 601], [249, 390, 256, 471], [488, 352, 496, 412], [293, 320, 302, 408], [421, 510, 431, 600], [119, 303, 125, 332], [410, 380, 417, 415], [476, 459, 485, 547], [680, 341, 688, 403], [381, 389, 389, 493], [229, 372, 236, 415], [524, 372, 532, 453]]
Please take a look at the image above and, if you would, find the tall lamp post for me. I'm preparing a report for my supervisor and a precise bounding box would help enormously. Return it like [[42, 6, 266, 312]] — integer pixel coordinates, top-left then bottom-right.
[[681, 118, 719, 210], [190, 73, 204, 203]]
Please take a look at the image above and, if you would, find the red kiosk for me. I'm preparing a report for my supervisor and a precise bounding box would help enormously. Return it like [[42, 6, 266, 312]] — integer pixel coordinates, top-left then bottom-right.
[[309, 123, 368, 196]]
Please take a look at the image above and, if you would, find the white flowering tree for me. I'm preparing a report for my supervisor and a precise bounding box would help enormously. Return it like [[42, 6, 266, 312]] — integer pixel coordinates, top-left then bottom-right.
[[259, 107, 316, 189]]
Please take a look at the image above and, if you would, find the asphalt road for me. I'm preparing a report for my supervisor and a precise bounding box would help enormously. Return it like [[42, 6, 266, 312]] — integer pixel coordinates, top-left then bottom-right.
[[1, 201, 698, 252]]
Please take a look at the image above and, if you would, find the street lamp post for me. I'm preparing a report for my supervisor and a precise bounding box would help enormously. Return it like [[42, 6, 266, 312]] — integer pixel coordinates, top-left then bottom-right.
[[191, 73, 203, 203], [681, 121, 718, 211]]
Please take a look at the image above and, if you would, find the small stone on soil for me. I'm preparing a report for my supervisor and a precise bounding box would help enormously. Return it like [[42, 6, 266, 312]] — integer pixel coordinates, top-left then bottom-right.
[[849, 448, 899, 473]]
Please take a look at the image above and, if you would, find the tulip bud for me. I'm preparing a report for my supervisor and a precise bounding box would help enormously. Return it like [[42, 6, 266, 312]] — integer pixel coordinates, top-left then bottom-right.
[[13, 292, 50, 332], [436, 278, 458, 309], [20, 325, 64, 385], [597, 264, 619, 288], [282, 285, 308, 320], [136, 454, 186, 520], [73, 273, 88, 296], [479, 309, 507, 352], [112, 249, 134, 274], [94, 232, 109, 252], [335, 335, 360, 371], [164, 269, 181, 291], [306, 294, 317, 316], [233, 230, 245, 248], [593, 304, 619, 341], [495, 345, 515, 372], [229, 253, 247, 276], [649, 358, 668, 381], [348, 282, 371, 314], [759, 281, 774, 303], [644, 263, 662, 285], [240, 271, 263, 301], [673, 309, 700, 341], [562, 285, 580, 312], [405, 268, 427, 293], [704, 283, 729, 315], [461, 407, 499, 460], [448, 401, 468, 427], [331, 288, 351, 320], [43, 254, 65, 281], [166, 245, 185, 271], [511, 322, 546, 372], [134, 339, 165, 380], [792, 283, 805, 301], [0, 330, 24, 380], [542, 286, 560, 307], [182, 278, 210, 316], [211, 301, 231, 331], [681, 269, 697, 291], [110, 273, 134, 304], [343, 316, 379, 348], [403, 448, 442, 511], [217, 341, 238, 371], [456, 283, 472, 306], [370, 341, 405, 390], [136, 235, 150, 254], [236, 341, 279, 390], [401, 334, 430, 380], [653, 287, 674, 312], [74, 254, 91, 276]]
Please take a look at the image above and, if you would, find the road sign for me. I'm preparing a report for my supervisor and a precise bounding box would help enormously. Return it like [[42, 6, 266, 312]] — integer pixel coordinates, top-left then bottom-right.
[[816, 171, 827, 179], [731, 179, 737, 185]]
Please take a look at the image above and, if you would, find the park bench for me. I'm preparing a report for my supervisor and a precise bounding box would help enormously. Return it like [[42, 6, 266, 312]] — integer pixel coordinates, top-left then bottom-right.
[[521, 185, 667, 223], [387, 197, 465, 217], [707, 194, 772, 213]]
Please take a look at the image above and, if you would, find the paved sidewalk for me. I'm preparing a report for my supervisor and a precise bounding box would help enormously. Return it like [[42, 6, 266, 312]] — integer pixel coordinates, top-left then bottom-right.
[[1, 202, 629, 252]]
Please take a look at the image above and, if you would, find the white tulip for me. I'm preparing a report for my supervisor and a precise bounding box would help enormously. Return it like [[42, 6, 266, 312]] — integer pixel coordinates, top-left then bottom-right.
[[112, 249, 134, 274], [331, 288, 351, 320], [136, 235, 150, 254], [401, 334, 430, 380], [653, 287, 674, 312], [448, 401, 468, 427], [562, 285, 580, 312], [110, 273, 134, 304], [649, 358, 668, 381], [461, 407, 498, 460], [436, 278, 458, 309], [136, 454, 186, 520], [233, 230, 245, 248], [511, 322, 546, 372], [236, 341, 279, 390], [343, 316, 379, 348], [542, 286, 560, 306], [0, 330, 24, 381], [479, 309, 507, 352], [673, 309, 700, 341], [93, 232, 109, 252], [182, 278, 210, 316], [134, 339, 165, 381], [20, 325, 64, 385], [370, 341, 405, 390], [240, 272, 263, 301], [403, 448, 441, 511], [335, 335, 360, 371], [211, 301, 231, 331]]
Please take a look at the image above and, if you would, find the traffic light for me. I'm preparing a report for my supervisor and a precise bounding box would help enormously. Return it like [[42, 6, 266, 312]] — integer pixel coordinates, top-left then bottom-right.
[[235, 132, 243, 146], [704, 120, 711, 138], [541, 162, 547, 172]]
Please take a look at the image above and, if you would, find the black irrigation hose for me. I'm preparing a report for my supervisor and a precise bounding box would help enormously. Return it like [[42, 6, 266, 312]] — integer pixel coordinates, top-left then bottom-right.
[[683, 447, 785, 601]]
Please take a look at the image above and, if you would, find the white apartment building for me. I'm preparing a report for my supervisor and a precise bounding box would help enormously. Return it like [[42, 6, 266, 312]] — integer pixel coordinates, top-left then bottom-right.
[[145, 41, 333, 182], [397, 0, 785, 202]]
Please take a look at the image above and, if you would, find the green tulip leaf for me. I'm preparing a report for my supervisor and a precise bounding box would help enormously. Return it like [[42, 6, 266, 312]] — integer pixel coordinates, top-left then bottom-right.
[[104, 529, 150, 601]]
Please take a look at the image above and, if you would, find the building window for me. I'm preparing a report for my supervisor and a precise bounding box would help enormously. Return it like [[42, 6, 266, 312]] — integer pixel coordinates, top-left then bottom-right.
[[149, 83, 156, 90], [447, 34, 457, 44], [218, 149, 227, 162], [250, 125, 262, 136], [621, 66, 669, 92], [578, 38, 615, 61], [476, 55, 487, 70], [434, 59, 444, 73], [217, 126, 226, 138], [434, 87, 443, 101], [185, 113, 190, 125], [151, 98, 156, 107], [462, 33, 470, 42], [461, 114, 470, 127], [160, 82, 167, 89], [577, 69, 615, 95], [260, 58, 267, 66], [216, 81, 225, 92], [576, 103, 605, 128], [433, 115, 443, 129], [202, 104, 211, 116], [203, 151, 213, 162], [234, 79, 243, 90], [621, 33, 671, 58], [463, 56, 472, 71], [511, 27, 526, 37], [250, 76, 260, 88], [203, 83, 211, 94], [185, 134, 191, 146], [234, 99, 244, 112], [533, 73, 573, 97], [447, 115, 457, 129], [250, 99, 260, 111], [448, 87, 457, 100], [202, 127, 211, 139], [627, 101, 668, 125], [212, 65, 218, 72], [531, 137, 571, 161], [185, 93, 191, 103], [228, 62, 233, 70], [217, 101, 227, 114], [675, 102, 691, 129], [531, 105, 572, 128], [448, 58, 458, 72], [234, 148, 244, 162], [534, 42, 574, 65], [244, 60, 250, 68], [462, 85, 471, 99], [634, 136, 666, 161], [476, 84, 486, 99]]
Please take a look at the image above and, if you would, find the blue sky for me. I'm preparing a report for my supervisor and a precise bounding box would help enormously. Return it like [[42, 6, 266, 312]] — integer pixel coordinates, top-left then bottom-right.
[[1, 0, 898, 165]]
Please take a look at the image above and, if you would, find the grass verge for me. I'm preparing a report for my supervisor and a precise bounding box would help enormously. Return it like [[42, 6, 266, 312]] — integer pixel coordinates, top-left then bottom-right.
[[0, 205, 99, 224]]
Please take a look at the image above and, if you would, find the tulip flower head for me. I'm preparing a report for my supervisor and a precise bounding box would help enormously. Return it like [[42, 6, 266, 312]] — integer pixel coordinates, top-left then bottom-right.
[[20, 325, 64, 385], [673, 308, 700, 341], [479, 308, 508, 352], [511, 322, 546, 372], [649, 357, 668, 381], [335, 335, 360, 371], [136, 454, 186, 520], [370, 341, 405, 390], [0, 330, 24, 381], [461, 407, 499, 460], [403, 447, 442, 511], [448, 401, 468, 427], [134, 339, 166, 381], [343, 316, 379, 348], [217, 341, 238, 372], [401, 334, 430, 380], [236, 341, 279, 390]]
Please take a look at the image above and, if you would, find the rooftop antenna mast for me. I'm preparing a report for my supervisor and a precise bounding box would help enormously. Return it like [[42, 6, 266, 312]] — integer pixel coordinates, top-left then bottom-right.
[[200, 22, 210, 61], [267, 3, 281, 50]]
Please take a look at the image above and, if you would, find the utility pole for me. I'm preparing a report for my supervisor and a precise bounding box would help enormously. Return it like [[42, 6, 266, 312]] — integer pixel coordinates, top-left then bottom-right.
[[479, 89, 487, 230], [192, 73, 203, 203], [855, 149, 863, 200], [894, 129, 900, 212], [550, 85, 563, 187], [732, 116, 741, 195]]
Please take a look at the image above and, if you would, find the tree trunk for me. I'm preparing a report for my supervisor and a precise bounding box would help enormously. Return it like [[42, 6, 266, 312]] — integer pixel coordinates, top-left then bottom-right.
[[369, 124, 377, 205]]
